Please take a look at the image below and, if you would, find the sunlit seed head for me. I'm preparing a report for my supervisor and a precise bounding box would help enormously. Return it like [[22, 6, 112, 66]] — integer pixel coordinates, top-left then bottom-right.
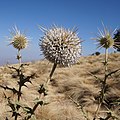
[[93, 23, 115, 49], [99, 35, 114, 49], [39, 25, 82, 67], [9, 26, 28, 50]]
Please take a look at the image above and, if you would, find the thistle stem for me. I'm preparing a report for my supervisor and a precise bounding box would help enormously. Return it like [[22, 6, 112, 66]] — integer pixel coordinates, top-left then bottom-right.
[[18, 85, 22, 101], [101, 48, 108, 101], [46, 63, 57, 85], [105, 48, 108, 72], [50, 63, 57, 79], [17, 49, 22, 101], [15, 115, 17, 120], [94, 48, 109, 120], [14, 50, 22, 120], [18, 50, 21, 66]]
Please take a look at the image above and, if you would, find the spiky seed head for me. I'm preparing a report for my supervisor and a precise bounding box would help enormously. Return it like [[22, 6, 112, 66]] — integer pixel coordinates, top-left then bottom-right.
[[9, 26, 28, 50], [40, 26, 81, 67], [93, 24, 115, 49], [99, 36, 114, 49]]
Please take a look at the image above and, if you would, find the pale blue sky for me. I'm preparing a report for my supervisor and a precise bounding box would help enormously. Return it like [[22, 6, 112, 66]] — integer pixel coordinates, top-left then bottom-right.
[[0, 0, 120, 65]]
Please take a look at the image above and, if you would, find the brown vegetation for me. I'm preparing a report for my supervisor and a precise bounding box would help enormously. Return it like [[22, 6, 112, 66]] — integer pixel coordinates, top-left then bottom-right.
[[0, 53, 120, 120]]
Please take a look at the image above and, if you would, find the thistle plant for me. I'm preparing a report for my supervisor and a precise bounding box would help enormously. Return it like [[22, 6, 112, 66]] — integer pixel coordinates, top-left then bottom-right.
[[9, 26, 28, 65], [39, 25, 81, 83], [93, 24, 120, 120], [0, 26, 42, 120], [9, 26, 29, 102]]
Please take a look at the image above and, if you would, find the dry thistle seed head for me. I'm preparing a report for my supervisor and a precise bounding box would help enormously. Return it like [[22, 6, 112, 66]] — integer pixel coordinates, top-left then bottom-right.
[[99, 36, 114, 49], [94, 24, 115, 49], [40, 26, 81, 66], [9, 26, 28, 50]]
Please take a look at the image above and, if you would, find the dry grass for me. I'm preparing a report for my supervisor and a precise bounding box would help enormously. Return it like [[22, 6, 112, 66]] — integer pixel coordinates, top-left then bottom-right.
[[0, 53, 120, 120]]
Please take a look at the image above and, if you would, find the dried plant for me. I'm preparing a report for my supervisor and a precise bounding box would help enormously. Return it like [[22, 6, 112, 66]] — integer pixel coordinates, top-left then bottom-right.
[[0, 26, 45, 120], [93, 23, 115, 49], [9, 26, 28, 51], [8, 26, 28, 65], [92, 23, 120, 120], [39, 25, 82, 82]]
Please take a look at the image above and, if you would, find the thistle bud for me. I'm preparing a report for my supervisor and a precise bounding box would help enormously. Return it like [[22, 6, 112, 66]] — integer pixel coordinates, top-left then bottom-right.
[[9, 26, 28, 50], [93, 24, 115, 49]]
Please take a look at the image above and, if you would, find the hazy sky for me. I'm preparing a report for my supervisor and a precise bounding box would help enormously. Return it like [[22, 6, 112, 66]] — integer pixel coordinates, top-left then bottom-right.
[[0, 0, 120, 65]]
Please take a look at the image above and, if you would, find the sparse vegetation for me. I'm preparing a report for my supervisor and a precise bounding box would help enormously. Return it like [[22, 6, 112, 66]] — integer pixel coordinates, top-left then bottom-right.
[[0, 53, 120, 120]]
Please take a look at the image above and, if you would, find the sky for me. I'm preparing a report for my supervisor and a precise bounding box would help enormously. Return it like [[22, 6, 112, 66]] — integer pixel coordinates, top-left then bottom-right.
[[0, 0, 120, 65]]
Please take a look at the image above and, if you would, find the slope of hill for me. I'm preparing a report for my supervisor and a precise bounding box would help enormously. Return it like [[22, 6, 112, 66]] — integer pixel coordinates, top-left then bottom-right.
[[0, 53, 120, 120]]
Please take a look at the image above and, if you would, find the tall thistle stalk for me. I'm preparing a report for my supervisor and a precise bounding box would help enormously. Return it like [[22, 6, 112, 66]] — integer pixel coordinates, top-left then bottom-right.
[[6, 26, 41, 120], [16, 49, 23, 103], [100, 48, 108, 104], [8, 26, 28, 120], [7, 27, 42, 119], [93, 24, 116, 120], [10, 26, 28, 101], [101, 48, 108, 101], [0, 26, 52, 120], [49, 62, 57, 80], [39, 25, 82, 84], [17, 50, 22, 67], [94, 48, 109, 119]]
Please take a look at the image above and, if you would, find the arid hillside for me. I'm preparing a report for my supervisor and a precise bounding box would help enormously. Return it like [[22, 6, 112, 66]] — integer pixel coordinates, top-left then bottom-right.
[[0, 53, 120, 120]]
